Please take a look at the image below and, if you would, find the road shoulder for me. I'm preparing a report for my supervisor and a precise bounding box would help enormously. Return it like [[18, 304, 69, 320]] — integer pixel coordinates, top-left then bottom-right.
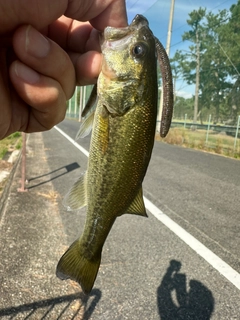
[[0, 132, 88, 319]]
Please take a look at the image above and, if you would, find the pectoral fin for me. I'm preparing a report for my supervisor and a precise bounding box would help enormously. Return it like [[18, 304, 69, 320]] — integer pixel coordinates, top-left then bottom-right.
[[75, 111, 95, 140], [63, 172, 87, 211], [125, 187, 148, 217], [81, 84, 97, 117], [75, 84, 97, 140]]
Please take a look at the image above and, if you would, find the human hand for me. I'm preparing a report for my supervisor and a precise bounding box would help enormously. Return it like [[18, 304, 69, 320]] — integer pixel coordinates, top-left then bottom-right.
[[0, 0, 127, 139]]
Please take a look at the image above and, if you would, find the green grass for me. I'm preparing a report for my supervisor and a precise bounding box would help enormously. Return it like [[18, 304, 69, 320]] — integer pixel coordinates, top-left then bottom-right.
[[0, 132, 22, 160], [0, 147, 8, 159], [157, 127, 240, 159]]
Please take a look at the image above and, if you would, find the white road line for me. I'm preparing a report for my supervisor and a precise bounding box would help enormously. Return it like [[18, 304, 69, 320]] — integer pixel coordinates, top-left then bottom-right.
[[143, 197, 240, 291], [54, 126, 89, 157], [55, 125, 240, 291]]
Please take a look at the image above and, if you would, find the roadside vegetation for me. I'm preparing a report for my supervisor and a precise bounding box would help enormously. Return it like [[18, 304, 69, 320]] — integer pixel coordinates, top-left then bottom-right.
[[0, 132, 22, 196], [0, 132, 22, 160], [157, 127, 240, 159]]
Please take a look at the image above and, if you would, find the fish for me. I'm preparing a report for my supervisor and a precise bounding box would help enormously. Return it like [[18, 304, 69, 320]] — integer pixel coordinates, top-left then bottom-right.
[[56, 14, 173, 295]]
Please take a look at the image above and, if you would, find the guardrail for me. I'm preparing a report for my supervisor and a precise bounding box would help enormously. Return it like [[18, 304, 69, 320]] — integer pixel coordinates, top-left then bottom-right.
[[170, 121, 239, 136], [66, 87, 240, 154]]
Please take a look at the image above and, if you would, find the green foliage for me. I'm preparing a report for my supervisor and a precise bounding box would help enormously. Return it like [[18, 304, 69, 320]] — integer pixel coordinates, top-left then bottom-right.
[[11, 132, 21, 138], [0, 147, 8, 159], [16, 141, 22, 150], [173, 96, 194, 119], [0, 132, 22, 160]]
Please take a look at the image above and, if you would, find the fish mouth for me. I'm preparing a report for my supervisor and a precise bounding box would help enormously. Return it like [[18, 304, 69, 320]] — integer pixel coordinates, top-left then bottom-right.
[[101, 33, 133, 52], [101, 14, 149, 50], [103, 14, 149, 40], [131, 14, 149, 29]]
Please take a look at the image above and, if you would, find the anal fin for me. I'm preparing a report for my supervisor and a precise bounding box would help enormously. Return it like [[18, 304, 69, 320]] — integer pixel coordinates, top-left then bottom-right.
[[125, 187, 147, 217]]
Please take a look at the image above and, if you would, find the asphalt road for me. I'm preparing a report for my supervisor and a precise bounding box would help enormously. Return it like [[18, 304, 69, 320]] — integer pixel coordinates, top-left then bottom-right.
[[34, 118, 240, 319]]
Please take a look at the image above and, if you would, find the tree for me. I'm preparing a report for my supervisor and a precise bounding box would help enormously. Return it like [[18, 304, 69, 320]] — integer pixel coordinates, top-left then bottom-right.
[[218, 1, 240, 122], [182, 8, 206, 123], [173, 96, 194, 119], [198, 9, 230, 122], [171, 3, 240, 123]]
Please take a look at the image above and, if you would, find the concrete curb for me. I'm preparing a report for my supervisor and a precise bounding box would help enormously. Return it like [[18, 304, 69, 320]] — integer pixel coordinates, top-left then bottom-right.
[[0, 148, 22, 220]]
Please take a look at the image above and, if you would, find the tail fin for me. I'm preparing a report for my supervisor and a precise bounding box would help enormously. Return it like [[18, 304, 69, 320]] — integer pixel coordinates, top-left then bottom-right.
[[56, 240, 101, 295]]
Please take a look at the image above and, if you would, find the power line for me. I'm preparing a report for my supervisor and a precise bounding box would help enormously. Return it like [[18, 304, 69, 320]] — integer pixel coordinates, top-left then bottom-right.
[[154, 0, 237, 49], [169, 10, 240, 50], [210, 0, 234, 11], [218, 42, 240, 77], [170, 0, 233, 34], [128, 0, 141, 10]]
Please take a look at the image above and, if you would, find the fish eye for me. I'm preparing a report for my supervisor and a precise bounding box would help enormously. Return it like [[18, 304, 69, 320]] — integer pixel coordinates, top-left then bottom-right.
[[132, 42, 147, 58]]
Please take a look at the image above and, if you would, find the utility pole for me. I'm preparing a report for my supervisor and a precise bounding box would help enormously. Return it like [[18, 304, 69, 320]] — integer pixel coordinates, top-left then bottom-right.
[[158, 0, 175, 124], [166, 0, 175, 55], [194, 28, 200, 124]]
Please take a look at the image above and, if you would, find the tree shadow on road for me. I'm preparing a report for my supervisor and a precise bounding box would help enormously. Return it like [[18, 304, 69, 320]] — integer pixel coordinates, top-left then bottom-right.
[[27, 162, 80, 189], [0, 289, 101, 319], [157, 260, 214, 320]]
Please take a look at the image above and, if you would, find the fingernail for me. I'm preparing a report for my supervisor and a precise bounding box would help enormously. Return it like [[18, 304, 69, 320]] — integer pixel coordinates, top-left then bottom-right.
[[15, 62, 40, 84], [26, 25, 50, 58]]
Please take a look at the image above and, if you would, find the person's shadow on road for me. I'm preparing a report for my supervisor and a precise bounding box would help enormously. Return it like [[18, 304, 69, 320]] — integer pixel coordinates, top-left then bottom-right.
[[157, 260, 214, 320]]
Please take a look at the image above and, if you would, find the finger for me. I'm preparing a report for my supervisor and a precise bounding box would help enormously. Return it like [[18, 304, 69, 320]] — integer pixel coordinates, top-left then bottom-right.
[[64, 0, 128, 31], [90, 0, 128, 30], [1, 0, 127, 34], [12, 25, 75, 99], [10, 60, 67, 132], [0, 48, 12, 139], [48, 17, 102, 86], [48, 17, 100, 53], [70, 51, 102, 86], [47, 17, 102, 86]]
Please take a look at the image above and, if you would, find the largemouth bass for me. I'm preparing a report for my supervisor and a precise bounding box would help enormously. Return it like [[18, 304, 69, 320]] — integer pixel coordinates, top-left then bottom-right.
[[56, 14, 173, 294]]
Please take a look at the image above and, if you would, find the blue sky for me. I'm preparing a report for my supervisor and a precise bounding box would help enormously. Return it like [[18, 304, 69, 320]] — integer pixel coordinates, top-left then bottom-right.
[[126, 0, 237, 97]]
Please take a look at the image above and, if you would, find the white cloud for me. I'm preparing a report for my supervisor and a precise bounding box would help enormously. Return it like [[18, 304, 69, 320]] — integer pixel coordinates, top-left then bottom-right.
[[175, 90, 193, 99]]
